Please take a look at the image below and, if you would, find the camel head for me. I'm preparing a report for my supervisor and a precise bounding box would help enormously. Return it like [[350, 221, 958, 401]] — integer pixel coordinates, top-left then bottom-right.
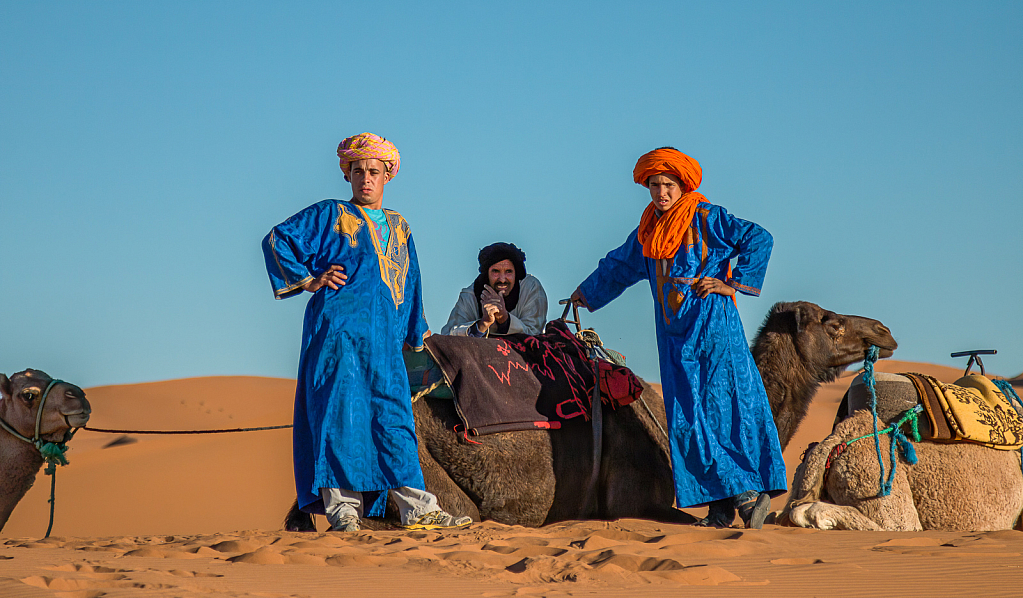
[[755, 301, 898, 383], [0, 369, 91, 444]]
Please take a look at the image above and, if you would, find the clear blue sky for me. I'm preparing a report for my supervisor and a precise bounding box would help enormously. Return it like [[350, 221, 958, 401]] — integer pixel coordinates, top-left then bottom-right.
[[2, 1, 1021, 388]]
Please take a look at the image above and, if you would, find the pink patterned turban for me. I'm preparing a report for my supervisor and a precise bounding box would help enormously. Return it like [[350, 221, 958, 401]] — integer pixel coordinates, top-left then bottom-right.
[[337, 132, 401, 181]]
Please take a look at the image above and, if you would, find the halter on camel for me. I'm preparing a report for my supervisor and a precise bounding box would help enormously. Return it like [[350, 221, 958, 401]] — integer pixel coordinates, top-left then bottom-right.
[[822, 348, 1023, 496], [0, 378, 82, 537]]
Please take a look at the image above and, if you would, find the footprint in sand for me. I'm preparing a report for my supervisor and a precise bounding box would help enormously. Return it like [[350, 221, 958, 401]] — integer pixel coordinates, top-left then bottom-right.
[[163, 569, 224, 578], [21, 575, 139, 591], [482, 543, 568, 558]]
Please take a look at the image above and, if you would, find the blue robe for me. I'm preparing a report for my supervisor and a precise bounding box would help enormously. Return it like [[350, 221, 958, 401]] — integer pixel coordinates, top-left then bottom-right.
[[578, 203, 786, 508], [262, 199, 430, 516]]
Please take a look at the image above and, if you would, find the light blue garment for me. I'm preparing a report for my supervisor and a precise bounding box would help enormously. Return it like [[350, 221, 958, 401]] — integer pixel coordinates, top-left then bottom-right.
[[363, 207, 391, 250], [262, 199, 430, 516], [578, 203, 786, 508]]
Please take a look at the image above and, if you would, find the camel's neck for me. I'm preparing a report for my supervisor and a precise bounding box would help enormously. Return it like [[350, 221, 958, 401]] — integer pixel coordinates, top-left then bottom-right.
[[755, 341, 819, 403], [752, 332, 826, 449], [0, 430, 44, 531]]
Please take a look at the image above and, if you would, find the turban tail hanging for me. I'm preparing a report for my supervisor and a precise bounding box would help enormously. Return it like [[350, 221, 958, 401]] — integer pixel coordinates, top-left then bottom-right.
[[634, 148, 707, 260], [337, 132, 401, 181]]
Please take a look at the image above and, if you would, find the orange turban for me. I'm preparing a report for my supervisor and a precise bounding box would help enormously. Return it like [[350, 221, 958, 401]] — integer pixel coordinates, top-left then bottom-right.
[[337, 132, 401, 181], [632, 147, 702, 192], [634, 148, 708, 259]]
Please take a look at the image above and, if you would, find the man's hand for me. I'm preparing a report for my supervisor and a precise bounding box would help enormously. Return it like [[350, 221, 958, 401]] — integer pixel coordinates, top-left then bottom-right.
[[481, 285, 509, 323], [303, 265, 347, 293], [569, 287, 590, 310], [691, 277, 736, 299], [477, 302, 501, 332]]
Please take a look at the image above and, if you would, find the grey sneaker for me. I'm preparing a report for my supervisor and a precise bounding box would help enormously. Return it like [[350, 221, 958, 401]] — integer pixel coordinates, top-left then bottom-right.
[[329, 514, 361, 532], [402, 510, 472, 531], [737, 492, 771, 530]]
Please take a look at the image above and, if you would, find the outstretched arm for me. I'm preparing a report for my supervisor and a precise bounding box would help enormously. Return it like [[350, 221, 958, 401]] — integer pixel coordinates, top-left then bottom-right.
[[575, 228, 649, 311]]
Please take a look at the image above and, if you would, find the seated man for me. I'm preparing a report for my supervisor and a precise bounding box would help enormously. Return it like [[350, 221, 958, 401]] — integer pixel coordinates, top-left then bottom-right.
[[441, 242, 548, 337]]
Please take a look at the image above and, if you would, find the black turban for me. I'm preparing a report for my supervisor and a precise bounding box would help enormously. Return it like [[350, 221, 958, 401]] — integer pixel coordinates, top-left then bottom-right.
[[472, 242, 527, 315]]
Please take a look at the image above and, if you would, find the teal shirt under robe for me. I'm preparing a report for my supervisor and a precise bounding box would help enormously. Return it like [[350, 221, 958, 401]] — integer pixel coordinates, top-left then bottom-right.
[[262, 199, 429, 516]]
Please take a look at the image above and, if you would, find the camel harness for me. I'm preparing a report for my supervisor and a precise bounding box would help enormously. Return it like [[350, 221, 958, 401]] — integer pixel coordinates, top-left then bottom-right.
[[821, 348, 1023, 496], [0, 378, 82, 538]]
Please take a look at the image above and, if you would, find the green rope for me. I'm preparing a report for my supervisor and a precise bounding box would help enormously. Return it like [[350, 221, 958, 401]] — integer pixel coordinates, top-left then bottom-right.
[[992, 379, 1023, 478], [37, 441, 69, 466], [862, 346, 920, 497], [847, 405, 924, 446]]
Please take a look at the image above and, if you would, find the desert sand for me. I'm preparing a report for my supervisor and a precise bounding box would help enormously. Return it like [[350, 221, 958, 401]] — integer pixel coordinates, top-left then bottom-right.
[[2, 361, 1022, 597]]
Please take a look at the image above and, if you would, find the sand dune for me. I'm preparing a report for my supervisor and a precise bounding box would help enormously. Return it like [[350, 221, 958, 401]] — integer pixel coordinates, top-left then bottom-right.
[[1, 361, 1020, 596]]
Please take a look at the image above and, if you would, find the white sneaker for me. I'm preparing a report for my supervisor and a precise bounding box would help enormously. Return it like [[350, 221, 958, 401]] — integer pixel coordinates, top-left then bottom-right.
[[329, 514, 361, 532], [402, 510, 472, 530]]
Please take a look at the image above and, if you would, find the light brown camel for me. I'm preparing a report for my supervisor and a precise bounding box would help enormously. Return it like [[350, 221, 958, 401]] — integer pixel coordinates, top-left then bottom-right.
[[285, 301, 896, 530], [781, 385, 1023, 531], [0, 370, 91, 532]]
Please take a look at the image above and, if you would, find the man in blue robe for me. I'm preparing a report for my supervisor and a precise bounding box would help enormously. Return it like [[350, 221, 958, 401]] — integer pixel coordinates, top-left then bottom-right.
[[570, 147, 786, 529], [262, 132, 471, 532]]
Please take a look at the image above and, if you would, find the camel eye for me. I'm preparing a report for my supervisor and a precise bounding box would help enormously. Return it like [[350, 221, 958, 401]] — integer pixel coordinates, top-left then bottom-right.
[[21, 390, 37, 403]]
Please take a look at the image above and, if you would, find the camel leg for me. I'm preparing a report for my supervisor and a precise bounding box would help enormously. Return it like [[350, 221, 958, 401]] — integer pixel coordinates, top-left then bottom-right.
[[783, 411, 921, 531], [787, 501, 881, 530], [824, 412, 922, 531]]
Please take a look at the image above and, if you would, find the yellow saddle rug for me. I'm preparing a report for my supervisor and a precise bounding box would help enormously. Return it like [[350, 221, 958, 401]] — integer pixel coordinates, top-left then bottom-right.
[[904, 373, 1023, 450]]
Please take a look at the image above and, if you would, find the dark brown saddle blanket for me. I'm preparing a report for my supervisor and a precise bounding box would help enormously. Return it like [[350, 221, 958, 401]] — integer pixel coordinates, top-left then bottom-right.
[[412, 320, 643, 436]]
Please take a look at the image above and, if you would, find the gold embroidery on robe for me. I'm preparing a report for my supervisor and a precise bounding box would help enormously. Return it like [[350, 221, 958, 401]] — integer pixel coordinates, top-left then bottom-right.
[[655, 212, 710, 325], [335, 204, 363, 247], [355, 206, 412, 308]]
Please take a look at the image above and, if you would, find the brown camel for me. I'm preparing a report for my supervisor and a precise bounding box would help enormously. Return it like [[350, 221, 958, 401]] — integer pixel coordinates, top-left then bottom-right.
[[754, 301, 897, 449], [285, 301, 896, 530], [1, 370, 91, 532]]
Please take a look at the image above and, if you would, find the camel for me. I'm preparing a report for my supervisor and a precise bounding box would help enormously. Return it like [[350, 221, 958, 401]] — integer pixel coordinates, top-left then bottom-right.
[[285, 301, 896, 530], [753, 301, 897, 450], [1, 369, 91, 532], [781, 383, 1023, 531]]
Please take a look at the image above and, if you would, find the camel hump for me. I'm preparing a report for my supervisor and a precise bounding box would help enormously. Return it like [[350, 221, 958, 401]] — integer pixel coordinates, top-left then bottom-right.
[[846, 372, 918, 424]]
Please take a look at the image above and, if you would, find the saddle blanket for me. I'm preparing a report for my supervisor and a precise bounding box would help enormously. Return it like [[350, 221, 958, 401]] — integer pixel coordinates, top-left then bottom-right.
[[422, 320, 643, 436], [902, 373, 1023, 450]]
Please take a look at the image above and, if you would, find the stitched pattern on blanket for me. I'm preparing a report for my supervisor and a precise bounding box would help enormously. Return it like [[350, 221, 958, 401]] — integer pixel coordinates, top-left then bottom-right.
[[424, 320, 643, 436], [904, 373, 1023, 450]]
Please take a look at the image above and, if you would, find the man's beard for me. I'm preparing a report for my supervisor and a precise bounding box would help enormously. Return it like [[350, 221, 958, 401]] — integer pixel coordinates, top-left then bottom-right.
[[473, 274, 521, 315]]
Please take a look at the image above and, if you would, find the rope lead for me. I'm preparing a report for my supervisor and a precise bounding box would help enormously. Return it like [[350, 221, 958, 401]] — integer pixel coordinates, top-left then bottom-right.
[[863, 345, 919, 497]]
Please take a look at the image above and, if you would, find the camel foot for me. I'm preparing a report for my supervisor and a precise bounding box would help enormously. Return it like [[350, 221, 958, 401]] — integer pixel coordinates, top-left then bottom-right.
[[787, 501, 882, 531]]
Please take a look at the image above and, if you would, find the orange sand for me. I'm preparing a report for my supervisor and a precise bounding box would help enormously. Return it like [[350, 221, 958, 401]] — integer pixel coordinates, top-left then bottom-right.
[[2, 362, 1021, 597]]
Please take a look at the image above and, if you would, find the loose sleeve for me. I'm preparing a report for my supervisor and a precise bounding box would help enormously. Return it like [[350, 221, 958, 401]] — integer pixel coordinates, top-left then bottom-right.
[[507, 275, 548, 335], [440, 288, 481, 336], [577, 228, 649, 311], [403, 232, 431, 349], [710, 206, 773, 296], [261, 202, 330, 299]]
